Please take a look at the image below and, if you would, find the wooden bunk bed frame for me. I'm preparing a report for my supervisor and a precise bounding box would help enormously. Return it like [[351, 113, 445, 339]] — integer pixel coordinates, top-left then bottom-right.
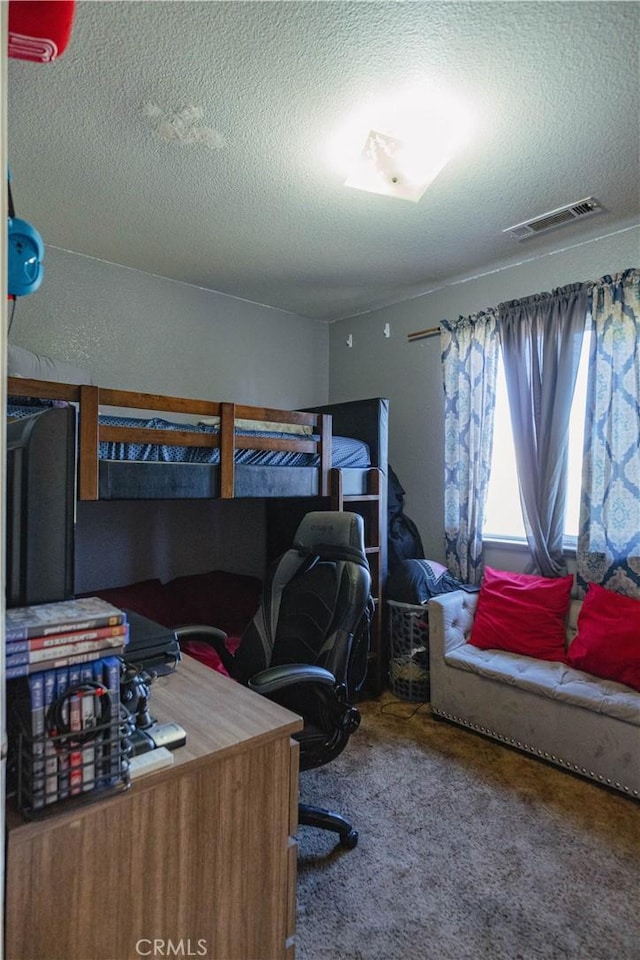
[[8, 377, 335, 501], [7, 377, 388, 692]]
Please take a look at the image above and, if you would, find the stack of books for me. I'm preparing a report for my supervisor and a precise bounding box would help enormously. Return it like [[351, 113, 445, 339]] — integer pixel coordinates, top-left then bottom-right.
[[6, 597, 130, 813]]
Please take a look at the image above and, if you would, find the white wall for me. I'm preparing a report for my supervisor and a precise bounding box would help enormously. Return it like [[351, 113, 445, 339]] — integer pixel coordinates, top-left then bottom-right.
[[11, 246, 329, 407], [328, 225, 640, 566], [10, 247, 331, 591], [10, 228, 640, 585]]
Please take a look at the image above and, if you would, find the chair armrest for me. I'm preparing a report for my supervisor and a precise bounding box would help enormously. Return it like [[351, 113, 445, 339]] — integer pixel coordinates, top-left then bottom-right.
[[174, 624, 228, 643], [173, 624, 234, 674], [248, 664, 336, 697], [428, 590, 478, 659]]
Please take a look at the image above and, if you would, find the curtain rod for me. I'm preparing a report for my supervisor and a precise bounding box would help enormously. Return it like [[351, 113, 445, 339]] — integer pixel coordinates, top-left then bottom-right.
[[407, 324, 441, 343]]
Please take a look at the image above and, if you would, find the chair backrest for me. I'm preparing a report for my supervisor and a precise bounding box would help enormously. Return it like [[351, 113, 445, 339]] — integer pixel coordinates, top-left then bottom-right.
[[230, 512, 372, 689]]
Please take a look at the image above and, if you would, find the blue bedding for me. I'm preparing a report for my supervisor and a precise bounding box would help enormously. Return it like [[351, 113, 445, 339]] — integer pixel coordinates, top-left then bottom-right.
[[7, 405, 371, 469], [99, 414, 370, 467]]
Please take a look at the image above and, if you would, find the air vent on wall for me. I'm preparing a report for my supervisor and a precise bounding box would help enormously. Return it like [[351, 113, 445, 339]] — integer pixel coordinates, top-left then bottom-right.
[[504, 197, 603, 240]]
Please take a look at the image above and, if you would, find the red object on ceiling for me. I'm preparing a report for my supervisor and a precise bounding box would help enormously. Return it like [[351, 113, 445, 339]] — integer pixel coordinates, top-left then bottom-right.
[[8, 0, 76, 63]]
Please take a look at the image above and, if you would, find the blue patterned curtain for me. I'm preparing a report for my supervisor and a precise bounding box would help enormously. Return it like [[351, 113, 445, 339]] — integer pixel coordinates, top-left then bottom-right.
[[441, 311, 499, 584], [577, 269, 640, 598]]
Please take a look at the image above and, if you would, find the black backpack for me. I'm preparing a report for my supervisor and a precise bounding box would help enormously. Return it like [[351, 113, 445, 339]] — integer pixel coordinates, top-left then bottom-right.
[[387, 465, 425, 571]]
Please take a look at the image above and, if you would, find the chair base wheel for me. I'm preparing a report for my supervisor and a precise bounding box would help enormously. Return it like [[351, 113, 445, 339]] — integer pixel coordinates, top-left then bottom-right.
[[340, 828, 358, 849], [299, 802, 358, 849]]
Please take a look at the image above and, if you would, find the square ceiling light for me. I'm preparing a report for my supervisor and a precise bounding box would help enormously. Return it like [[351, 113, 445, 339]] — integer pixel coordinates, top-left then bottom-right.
[[332, 84, 476, 203], [344, 129, 452, 202]]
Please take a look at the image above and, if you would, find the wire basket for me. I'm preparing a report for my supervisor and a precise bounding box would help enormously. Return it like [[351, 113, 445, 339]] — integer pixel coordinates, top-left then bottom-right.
[[388, 600, 430, 702], [9, 686, 131, 819]]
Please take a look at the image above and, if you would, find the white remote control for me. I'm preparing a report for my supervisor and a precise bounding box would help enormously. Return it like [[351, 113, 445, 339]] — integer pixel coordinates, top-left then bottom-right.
[[128, 746, 174, 779]]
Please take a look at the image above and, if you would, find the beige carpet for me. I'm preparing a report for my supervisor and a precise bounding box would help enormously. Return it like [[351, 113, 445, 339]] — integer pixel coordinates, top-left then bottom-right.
[[295, 694, 640, 960]]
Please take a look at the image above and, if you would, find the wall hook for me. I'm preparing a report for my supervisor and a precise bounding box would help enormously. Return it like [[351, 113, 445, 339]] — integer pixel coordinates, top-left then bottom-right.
[[346, 334, 353, 348]]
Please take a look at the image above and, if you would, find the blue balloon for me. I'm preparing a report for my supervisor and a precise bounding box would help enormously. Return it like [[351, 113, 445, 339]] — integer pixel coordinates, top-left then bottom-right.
[[8, 216, 44, 296]]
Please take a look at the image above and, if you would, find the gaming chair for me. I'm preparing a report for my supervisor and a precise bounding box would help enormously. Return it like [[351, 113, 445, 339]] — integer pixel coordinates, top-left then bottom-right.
[[176, 511, 373, 848]]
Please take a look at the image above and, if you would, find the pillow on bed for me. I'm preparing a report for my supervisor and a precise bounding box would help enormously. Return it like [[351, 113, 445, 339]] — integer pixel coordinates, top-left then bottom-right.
[[198, 415, 313, 435], [567, 583, 640, 691], [8, 343, 93, 385], [469, 566, 573, 661], [163, 569, 262, 635], [180, 638, 241, 678]]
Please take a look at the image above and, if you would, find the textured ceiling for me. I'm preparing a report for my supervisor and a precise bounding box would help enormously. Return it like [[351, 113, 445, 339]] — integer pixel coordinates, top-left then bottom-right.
[[7, 1, 640, 322]]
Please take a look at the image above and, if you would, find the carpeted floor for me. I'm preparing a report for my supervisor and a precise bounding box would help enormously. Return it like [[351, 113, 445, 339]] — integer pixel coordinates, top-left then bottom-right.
[[295, 694, 640, 960]]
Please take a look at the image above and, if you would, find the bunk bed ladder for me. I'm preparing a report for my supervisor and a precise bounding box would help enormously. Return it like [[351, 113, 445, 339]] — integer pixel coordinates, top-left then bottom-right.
[[330, 467, 384, 695], [319, 414, 331, 497], [78, 385, 99, 500], [219, 402, 235, 498]]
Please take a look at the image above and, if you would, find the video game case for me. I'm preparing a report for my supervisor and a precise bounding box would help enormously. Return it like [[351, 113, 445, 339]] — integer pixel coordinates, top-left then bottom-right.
[[6, 633, 128, 667], [43, 669, 59, 805], [102, 656, 124, 787], [5, 644, 127, 680], [6, 623, 129, 654], [80, 664, 96, 793], [68, 666, 83, 796], [54, 667, 70, 800], [27, 674, 46, 811], [6, 596, 127, 642], [92, 659, 109, 789]]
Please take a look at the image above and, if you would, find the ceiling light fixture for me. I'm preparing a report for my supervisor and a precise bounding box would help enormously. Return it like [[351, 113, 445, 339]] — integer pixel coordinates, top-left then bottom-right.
[[330, 84, 476, 202]]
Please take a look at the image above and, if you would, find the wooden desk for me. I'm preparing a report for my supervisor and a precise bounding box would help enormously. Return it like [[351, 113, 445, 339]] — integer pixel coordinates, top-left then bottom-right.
[[5, 656, 303, 960]]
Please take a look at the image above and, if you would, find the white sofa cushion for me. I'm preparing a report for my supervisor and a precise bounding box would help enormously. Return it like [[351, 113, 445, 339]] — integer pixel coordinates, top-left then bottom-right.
[[445, 643, 640, 726]]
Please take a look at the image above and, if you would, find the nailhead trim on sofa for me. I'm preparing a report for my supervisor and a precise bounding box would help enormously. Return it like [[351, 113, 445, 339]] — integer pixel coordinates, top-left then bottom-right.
[[433, 708, 640, 796]]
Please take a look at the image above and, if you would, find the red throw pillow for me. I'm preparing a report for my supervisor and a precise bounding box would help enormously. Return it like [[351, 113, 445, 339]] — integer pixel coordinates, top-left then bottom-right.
[[182, 634, 242, 678], [469, 566, 573, 661], [567, 583, 640, 691]]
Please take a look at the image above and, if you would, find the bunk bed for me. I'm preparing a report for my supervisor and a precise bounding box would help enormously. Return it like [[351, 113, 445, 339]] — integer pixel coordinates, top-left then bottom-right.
[[7, 377, 389, 691]]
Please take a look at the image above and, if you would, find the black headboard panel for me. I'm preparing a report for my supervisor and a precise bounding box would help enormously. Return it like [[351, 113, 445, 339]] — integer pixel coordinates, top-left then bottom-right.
[[305, 397, 389, 477]]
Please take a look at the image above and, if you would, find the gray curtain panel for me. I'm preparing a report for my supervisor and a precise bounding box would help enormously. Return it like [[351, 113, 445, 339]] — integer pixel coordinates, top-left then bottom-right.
[[497, 283, 588, 576]]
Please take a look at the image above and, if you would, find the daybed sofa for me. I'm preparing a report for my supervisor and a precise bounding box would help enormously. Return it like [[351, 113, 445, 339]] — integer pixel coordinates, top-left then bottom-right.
[[428, 589, 640, 799]]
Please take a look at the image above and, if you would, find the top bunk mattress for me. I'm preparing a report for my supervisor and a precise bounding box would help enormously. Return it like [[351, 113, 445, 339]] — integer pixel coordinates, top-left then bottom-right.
[[7, 402, 371, 468]]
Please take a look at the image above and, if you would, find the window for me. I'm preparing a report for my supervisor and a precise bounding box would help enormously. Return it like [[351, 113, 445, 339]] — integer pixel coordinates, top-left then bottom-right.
[[484, 330, 591, 543]]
